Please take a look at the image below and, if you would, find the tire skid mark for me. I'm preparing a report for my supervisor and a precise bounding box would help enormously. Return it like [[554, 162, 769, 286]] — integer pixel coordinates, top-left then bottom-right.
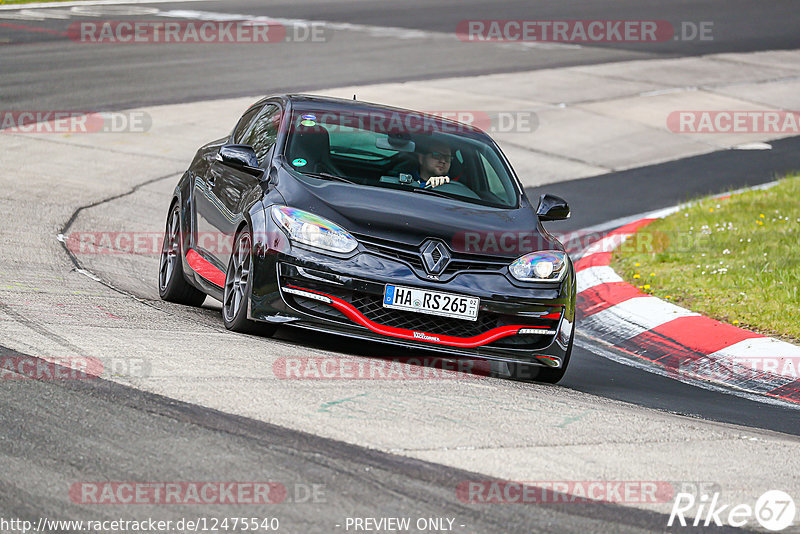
[[0, 300, 84, 356]]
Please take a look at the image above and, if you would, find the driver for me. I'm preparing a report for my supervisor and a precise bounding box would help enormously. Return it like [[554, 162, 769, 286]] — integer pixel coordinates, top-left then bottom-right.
[[412, 140, 453, 188]]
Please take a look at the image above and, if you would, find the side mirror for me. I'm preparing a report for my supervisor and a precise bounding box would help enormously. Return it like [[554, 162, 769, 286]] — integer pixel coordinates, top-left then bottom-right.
[[536, 194, 570, 221], [217, 144, 263, 177]]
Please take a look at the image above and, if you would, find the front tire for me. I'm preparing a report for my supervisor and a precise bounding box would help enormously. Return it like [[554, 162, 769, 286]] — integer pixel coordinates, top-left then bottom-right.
[[159, 203, 207, 307], [222, 226, 276, 337]]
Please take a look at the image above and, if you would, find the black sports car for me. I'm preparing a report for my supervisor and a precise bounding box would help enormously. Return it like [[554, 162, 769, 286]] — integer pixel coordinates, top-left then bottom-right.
[[159, 94, 576, 382]]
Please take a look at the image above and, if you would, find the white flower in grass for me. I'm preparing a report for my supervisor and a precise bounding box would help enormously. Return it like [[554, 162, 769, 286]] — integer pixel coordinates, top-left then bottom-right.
[[722, 249, 731, 254]]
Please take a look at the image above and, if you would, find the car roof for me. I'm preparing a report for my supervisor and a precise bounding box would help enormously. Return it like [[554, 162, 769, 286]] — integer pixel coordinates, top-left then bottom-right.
[[276, 93, 487, 136]]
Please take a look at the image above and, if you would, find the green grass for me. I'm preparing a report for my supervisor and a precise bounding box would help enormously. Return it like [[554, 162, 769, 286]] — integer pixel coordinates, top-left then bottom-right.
[[611, 174, 800, 342]]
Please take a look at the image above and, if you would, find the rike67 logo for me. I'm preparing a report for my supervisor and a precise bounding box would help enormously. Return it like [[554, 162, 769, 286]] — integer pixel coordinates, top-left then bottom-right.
[[669, 490, 796, 531]]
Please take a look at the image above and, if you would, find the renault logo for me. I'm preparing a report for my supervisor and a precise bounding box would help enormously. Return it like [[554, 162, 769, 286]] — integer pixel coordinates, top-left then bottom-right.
[[420, 240, 451, 275]]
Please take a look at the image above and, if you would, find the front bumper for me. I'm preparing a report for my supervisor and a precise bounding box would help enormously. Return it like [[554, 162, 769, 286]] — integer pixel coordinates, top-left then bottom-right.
[[249, 233, 575, 368]]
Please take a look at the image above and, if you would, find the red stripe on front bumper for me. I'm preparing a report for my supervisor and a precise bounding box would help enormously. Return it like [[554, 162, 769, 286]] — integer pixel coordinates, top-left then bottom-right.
[[186, 249, 226, 287], [285, 285, 553, 348]]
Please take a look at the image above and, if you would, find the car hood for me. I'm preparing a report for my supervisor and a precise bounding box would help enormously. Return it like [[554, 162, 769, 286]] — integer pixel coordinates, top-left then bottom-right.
[[275, 170, 563, 257]]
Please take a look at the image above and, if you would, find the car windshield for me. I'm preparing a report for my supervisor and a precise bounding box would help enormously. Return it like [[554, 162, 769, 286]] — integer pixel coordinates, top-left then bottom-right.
[[282, 107, 520, 209]]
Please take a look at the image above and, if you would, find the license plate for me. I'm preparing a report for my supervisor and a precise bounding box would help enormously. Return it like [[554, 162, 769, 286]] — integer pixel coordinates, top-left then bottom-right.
[[383, 284, 479, 321]]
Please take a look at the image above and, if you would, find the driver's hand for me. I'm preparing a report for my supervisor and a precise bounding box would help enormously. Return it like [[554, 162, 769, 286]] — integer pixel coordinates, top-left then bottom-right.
[[426, 176, 450, 188]]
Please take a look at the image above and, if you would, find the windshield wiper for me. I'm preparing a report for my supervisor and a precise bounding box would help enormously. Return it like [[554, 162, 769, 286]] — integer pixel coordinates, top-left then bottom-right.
[[300, 171, 357, 185], [411, 187, 457, 200]]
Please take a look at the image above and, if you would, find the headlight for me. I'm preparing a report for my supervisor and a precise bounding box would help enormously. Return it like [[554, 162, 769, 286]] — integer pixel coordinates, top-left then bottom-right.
[[509, 250, 568, 282], [271, 206, 358, 254]]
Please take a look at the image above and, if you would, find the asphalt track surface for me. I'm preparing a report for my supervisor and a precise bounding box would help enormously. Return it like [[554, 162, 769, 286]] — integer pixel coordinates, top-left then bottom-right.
[[2, 0, 799, 110], [2, 1, 800, 532]]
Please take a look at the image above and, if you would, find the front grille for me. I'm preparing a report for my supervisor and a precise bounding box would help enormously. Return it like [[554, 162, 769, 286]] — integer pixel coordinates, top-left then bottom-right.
[[364, 243, 424, 270], [351, 292, 497, 338], [279, 264, 559, 349], [354, 234, 509, 275]]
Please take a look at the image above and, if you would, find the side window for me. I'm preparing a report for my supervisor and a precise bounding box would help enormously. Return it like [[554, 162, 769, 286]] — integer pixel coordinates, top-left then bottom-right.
[[241, 104, 281, 166], [231, 105, 262, 144]]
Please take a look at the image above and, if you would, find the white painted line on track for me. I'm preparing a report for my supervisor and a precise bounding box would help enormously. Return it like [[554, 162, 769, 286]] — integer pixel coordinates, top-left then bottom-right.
[[69, 5, 159, 15], [3, 8, 74, 20], [154, 9, 581, 50], [581, 232, 630, 257], [0, 0, 214, 10], [0, 3, 582, 51], [575, 333, 800, 410], [576, 265, 624, 293], [733, 142, 773, 150], [708, 338, 800, 380], [581, 297, 700, 340]]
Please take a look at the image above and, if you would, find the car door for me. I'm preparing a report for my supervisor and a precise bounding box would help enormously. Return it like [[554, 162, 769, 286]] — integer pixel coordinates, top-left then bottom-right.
[[194, 104, 264, 272], [201, 103, 283, 270]]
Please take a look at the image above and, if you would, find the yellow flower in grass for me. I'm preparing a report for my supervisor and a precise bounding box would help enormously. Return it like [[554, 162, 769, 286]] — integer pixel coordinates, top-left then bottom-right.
[[643, 284, 651, 290], [650, 272, 656, 277], [759, 214, 765, 218], [733, 320, 739, 324], [634, 262, 641, 267], [633, 274, 641, 279]]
